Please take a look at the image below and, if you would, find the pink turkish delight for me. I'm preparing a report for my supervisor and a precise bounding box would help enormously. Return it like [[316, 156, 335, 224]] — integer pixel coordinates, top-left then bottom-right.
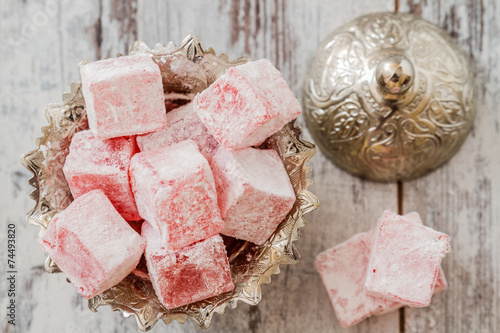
[[63, 130, 140, 221], [193, 59, 301, 150], [434, 267, 448, 294], [129, 140, 224, 249], [136, 103, 219, 162], [316, 231, 400, 328], [80, 54, 167, 139], [39, 190, 145, 299], [211, 147, 295, 245], [315, 212, 447, 327], [391, 211, 448, 293], [142, 222, 234, 309], [365, 211, 450, 307]]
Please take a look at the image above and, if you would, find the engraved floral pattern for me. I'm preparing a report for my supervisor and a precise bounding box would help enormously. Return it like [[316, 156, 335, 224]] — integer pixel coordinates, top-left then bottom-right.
[[21, 35, 318, 330], [303, 12, 476, 181]]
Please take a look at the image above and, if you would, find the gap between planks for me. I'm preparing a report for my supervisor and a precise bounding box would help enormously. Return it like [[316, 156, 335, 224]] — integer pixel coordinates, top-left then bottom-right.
[[397, 180, 405, 333], [395, 5, 403, 333]]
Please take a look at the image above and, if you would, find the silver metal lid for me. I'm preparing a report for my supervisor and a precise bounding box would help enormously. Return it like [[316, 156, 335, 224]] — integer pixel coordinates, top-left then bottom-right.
[[303, 12, 476, 182]]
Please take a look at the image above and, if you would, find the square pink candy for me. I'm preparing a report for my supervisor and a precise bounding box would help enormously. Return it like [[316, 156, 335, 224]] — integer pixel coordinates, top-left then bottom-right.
[[315, 212, 447, 328], [39, 190, 145, 299], [63, 130, 140, 221], [80, 54, 167, 139], [365, 211, 450, 307], [316, 232, 399, 328], [142, 222, 234, 309], [400, 211, 448, 293], [136, 102, 219, 163], [194, 59, 301, 150], [130, 140, 224, 249], [211, 147, 296, 245]]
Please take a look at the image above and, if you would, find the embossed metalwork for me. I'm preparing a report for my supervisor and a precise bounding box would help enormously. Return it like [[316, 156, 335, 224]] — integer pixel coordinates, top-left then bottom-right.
[[21, 35, 319, 330], [303, 12, 476, 181]]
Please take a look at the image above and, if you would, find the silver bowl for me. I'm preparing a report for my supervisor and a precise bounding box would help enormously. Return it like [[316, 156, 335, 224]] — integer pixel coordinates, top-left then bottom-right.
[[21, 35, 319, 330]]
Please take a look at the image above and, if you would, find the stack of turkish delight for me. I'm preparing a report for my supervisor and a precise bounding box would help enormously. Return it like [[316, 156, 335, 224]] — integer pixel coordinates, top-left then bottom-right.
[[39, 53, 301, 309], [315, 210, 450, 328]]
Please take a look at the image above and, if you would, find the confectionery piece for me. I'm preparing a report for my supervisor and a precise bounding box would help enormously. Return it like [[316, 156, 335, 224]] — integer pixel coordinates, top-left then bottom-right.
[[63, 130, 140, 221], [365, 211, 450, 307], [401, 211, 421, 224], [434, 267, 448, 294], [211, 147, 296, 245], [136, 103, 219, 162], [80, 54, 167, 139], [142, 222, 234, 309], [130, 140, 223, 249], [315, 231, 401, 328], [315, 211, 447, 327], [399, 211, 448, 293], [194, 59, 301, 150], [39, 190, 146, 299]]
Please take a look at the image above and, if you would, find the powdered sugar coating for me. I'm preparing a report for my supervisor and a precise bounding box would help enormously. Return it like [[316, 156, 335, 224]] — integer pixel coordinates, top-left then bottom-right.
[[211, 147, 295, 245], [401, 211, 448, 293], [193, 59, 301, 150], [80, 54, 167, 139], [315, 211, 448, 327], [316, 232, 401, 328], [142, 222, 234, 309], [136, 103, 219, 163], [365, 211, 450, 307], [130, 140, 224, 249], [63, 130, 140, 221], [39, 190, 145, 299]]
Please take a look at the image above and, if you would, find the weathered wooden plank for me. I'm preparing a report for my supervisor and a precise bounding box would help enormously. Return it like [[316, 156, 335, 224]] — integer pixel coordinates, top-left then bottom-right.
[[399, 1, 500, 332], [0, 0, 90, 332], [0, 0, 406, 332], [0, 1, 148, 333]]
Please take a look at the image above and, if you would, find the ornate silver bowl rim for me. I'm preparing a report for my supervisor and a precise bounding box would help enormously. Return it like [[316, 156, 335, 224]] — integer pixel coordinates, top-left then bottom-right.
[[21, 35, 319, 330]]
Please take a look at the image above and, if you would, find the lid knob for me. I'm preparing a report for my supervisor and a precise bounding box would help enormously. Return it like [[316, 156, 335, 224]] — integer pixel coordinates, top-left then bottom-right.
[[376, 54, 415, 95]]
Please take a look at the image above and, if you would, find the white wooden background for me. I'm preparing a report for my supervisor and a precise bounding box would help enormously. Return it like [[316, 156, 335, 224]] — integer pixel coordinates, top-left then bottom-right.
[[1, 0, 499, 332]]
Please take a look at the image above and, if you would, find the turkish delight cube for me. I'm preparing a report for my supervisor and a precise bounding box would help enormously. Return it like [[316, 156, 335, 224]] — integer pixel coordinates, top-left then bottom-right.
[[129, 140, 224, 249], [136, 103, 219, 162], [211, 147, 296, 245], [39, 190, 146, 299], [80, 54, 167, 139], [315, 231, 401, 328], [193, 59, 301, 150], [142, 222, 234, 309], [315, 211, 447, 327], [433, 267, 448, 294], [63, 130, 140, 221], [365, 211, 450, 307], [395, 211, 448, 293]]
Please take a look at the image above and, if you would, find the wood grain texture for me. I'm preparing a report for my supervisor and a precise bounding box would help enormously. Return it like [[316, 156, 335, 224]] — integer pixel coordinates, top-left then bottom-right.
[[0, 1, 399, 332], [400, 1, 500, 332], [4, 0, 498, 332]]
